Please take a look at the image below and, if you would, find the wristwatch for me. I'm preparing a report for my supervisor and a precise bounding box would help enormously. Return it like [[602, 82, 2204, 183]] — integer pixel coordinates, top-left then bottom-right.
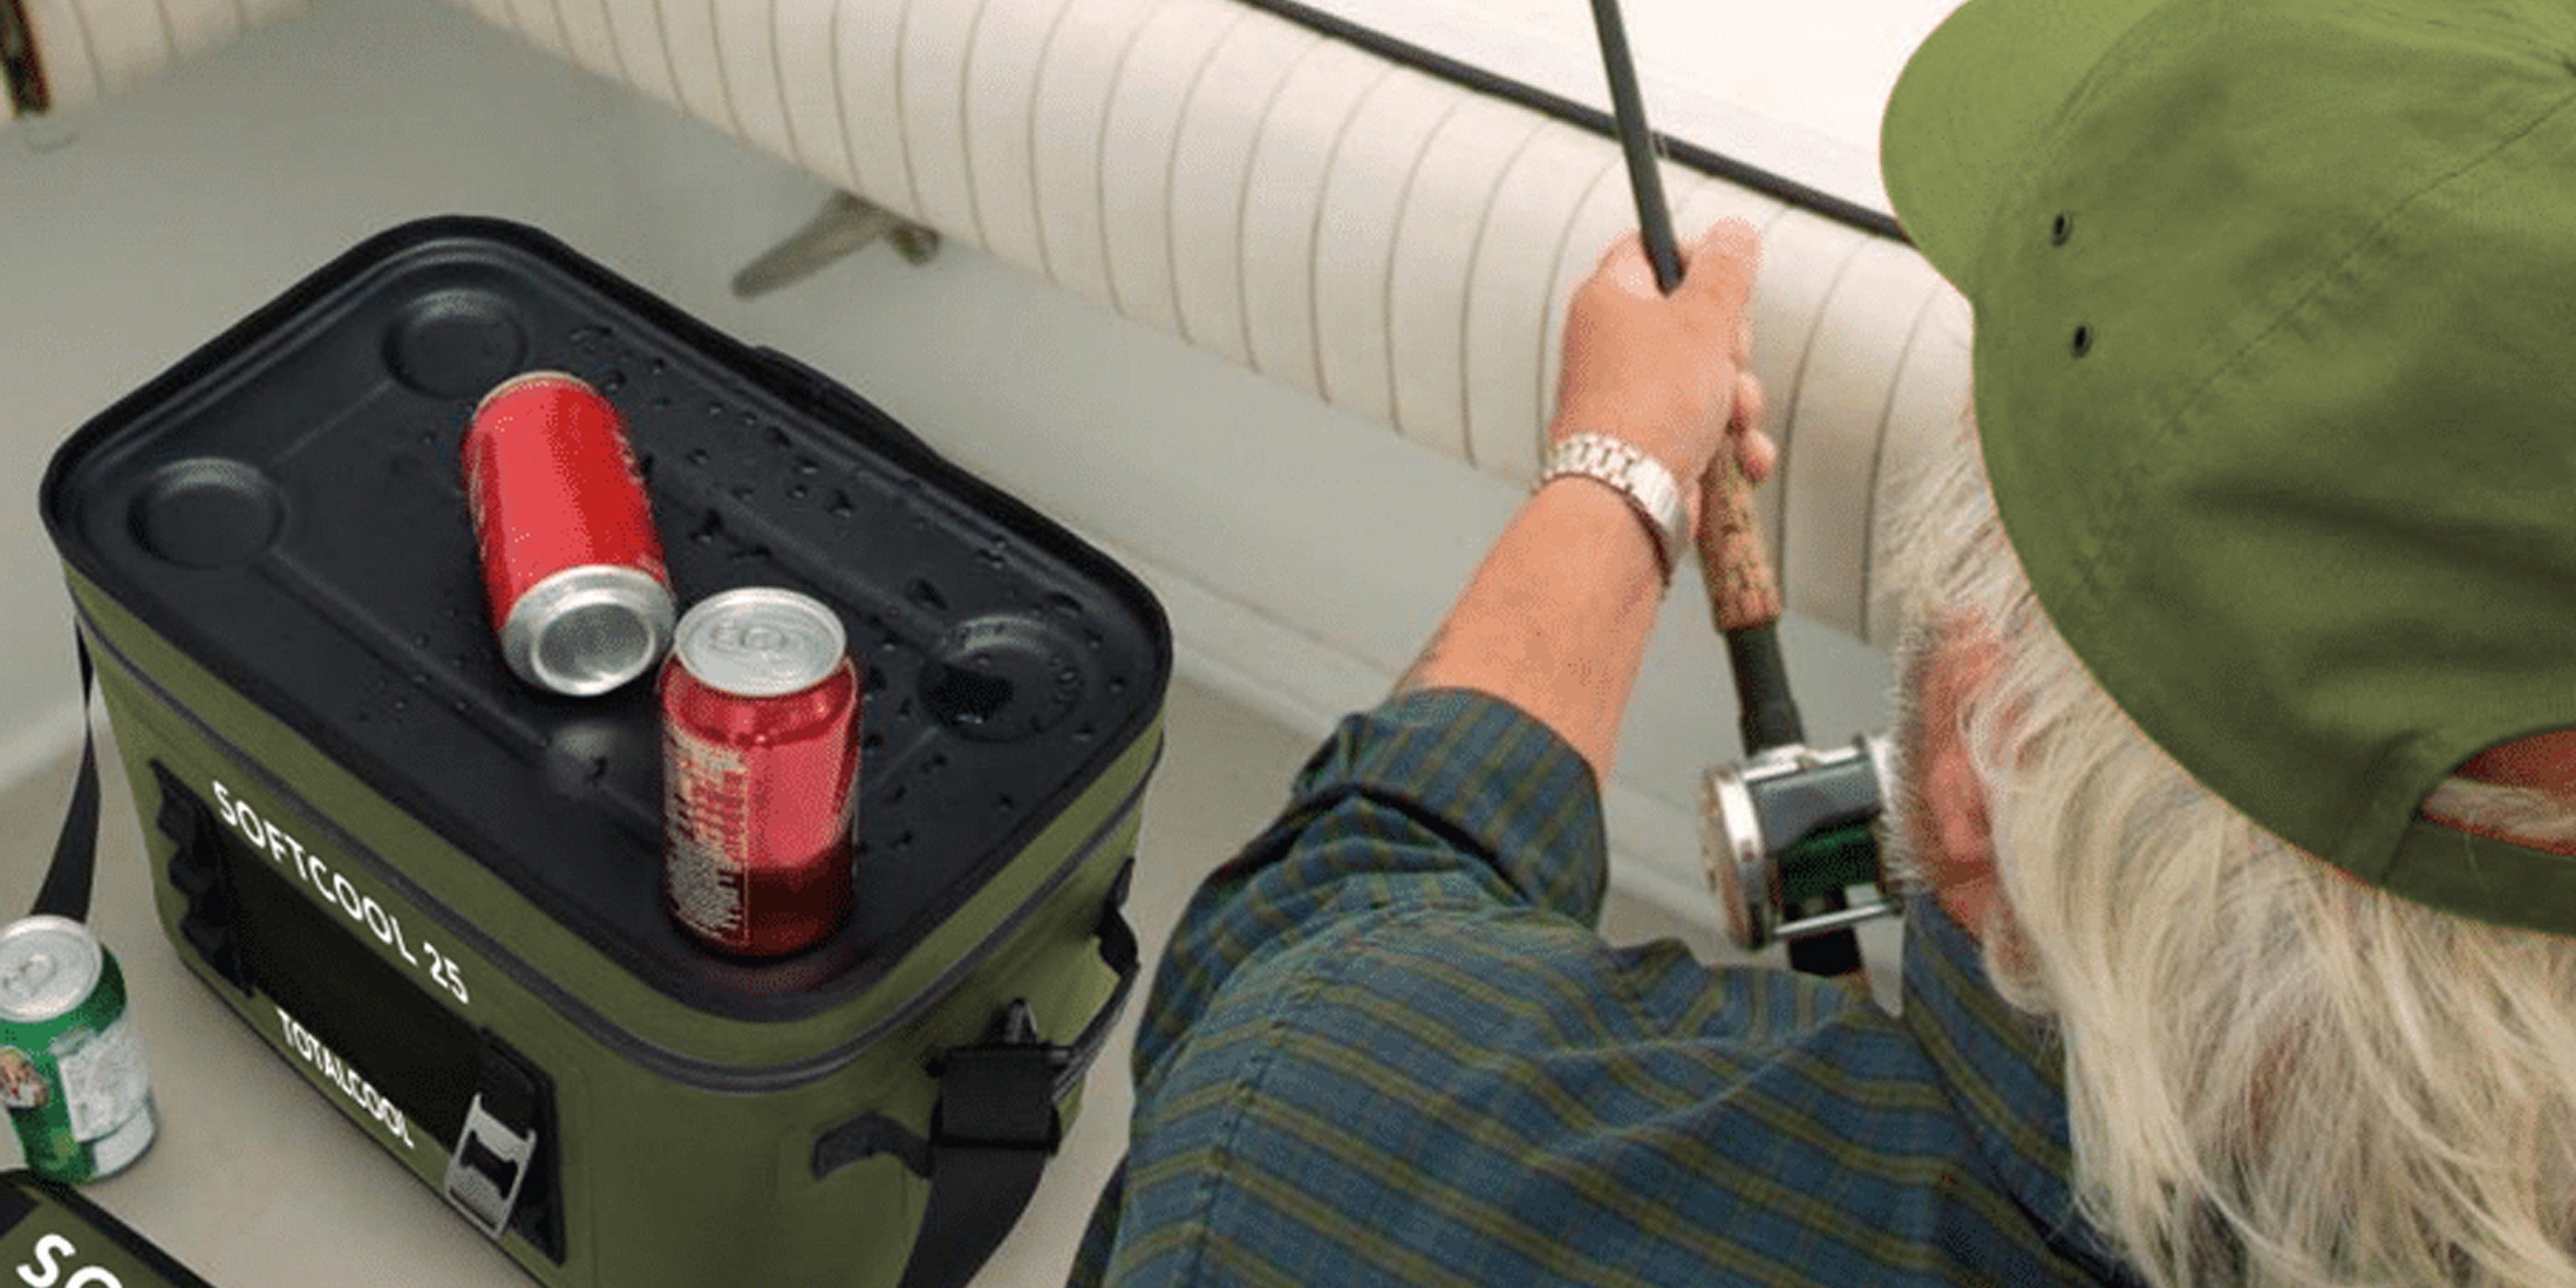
[[1535, 433, 1688, 583]]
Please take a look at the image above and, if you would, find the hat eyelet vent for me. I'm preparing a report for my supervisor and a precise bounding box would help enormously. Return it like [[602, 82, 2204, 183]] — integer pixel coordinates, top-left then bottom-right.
[[2051, 213, 2073, 245], [2071, 324, 2094, 357]]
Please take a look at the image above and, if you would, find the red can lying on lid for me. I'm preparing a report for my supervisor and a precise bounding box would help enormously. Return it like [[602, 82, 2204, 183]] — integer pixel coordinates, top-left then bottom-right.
[[461, 371, 676, 696]]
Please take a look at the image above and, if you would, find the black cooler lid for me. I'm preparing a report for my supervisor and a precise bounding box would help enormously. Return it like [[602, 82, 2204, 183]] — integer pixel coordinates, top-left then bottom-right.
[[39, 217, 1173, 1022]]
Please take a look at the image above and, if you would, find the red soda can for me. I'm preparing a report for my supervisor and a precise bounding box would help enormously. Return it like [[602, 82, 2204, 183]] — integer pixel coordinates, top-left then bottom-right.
[[659, 588, 861, 957], [462, 371, 676, 696]]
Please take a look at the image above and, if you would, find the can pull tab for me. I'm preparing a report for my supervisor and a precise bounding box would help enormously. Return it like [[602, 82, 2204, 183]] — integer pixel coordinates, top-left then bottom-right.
[[444, 1090, 537, 1241]]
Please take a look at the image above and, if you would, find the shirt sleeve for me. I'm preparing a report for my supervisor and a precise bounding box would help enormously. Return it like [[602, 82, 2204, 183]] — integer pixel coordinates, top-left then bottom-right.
[[1124, 687, 1611, 1096], [1069, 692, 2117, 1288]]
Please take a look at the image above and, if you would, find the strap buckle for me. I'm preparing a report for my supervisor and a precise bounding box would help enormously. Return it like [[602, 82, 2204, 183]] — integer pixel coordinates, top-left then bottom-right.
[[931, 1001, 1065, 1154]]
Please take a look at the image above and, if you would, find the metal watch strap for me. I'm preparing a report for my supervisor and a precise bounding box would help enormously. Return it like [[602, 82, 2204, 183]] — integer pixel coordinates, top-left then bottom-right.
[[1535, 433, 1687, 583]]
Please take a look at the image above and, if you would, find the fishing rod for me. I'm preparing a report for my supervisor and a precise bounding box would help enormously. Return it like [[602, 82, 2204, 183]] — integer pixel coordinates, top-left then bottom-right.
[[1584, 0, 1891, 979]]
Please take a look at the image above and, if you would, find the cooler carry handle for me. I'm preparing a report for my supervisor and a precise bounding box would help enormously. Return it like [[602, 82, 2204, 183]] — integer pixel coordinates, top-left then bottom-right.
[[811, 858, 1143, 1288]]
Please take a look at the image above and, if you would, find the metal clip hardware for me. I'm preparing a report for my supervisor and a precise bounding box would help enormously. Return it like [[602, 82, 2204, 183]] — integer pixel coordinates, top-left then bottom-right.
[[444, 1092, 539, 1242], [732, 192, 940, 299]]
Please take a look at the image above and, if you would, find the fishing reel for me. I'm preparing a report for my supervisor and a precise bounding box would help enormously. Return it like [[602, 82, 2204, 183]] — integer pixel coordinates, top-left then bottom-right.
[[1699, 734, 1901, 953]]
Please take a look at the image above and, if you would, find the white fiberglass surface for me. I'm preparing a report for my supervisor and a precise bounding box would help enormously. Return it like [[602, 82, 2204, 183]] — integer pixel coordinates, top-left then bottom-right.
[[1283, 0, 1968, 216]]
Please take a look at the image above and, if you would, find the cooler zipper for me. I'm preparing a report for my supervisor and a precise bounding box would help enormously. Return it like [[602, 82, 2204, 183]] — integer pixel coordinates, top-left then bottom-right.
[[76, 605, 1154, 1094]]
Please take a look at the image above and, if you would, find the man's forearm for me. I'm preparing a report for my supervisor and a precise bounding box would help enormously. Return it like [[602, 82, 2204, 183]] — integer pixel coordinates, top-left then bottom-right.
[[1395, 475, 1669, 785]]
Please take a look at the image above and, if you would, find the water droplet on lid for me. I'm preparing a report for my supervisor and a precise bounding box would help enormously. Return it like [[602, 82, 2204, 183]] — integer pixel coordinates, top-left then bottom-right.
[[731, 486, 753, 502], [908, 579, 947, 611], [598, 369, 627, 394], [649, 357, 669, 375], [829, 491, 855, 518], [794, 456, 820, 476], [789, 484, 810, 501], [687, 448, 711, 467]]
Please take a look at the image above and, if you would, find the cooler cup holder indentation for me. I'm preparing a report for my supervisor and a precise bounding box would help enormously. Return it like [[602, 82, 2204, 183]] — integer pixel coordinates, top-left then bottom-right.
[[384, 289, 531, 398], [918, 614, 1088, 743], [129, 457, 287, 569]]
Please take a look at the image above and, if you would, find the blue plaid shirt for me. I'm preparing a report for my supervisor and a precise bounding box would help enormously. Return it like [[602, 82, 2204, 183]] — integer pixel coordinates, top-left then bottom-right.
[[1073, 689, 2136, 1285]]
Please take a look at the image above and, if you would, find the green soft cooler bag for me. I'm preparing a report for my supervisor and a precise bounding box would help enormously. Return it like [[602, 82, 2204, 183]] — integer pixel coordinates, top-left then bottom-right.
[[36, 217, 1172, 1288]]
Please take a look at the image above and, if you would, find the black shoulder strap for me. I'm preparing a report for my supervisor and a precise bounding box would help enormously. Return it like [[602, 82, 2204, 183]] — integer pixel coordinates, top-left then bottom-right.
[[31, 634, 100, 923], [812, 869, 1143, 1288]]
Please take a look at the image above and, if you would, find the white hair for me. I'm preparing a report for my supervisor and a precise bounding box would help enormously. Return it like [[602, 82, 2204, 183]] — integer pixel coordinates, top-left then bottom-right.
[[1879, 401, 2576, 1287]]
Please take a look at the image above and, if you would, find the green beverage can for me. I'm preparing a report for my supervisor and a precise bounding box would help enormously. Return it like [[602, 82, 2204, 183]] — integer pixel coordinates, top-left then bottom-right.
[[0, 917, 154, 1183]]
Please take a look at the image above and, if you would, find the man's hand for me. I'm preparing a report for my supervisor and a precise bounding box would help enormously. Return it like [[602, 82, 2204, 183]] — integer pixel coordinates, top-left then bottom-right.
[[1393, 221, 1776, 781], [1550, 219, 1769, 535]]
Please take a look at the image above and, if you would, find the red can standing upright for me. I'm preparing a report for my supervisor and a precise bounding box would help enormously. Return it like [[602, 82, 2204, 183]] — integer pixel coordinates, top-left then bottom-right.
[[659, 588, 861, 957], [462, 371, 675, 696]]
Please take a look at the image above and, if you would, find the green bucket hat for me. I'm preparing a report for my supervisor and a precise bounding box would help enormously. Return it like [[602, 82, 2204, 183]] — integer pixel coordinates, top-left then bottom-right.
[[1880, 0, 2576, 935]]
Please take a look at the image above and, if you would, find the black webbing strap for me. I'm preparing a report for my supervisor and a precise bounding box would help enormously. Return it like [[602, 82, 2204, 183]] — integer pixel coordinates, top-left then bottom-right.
[[898, 1002, 1063, 1288], [813, 872, 1142, 1288], [31, 634, 100, 923]]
